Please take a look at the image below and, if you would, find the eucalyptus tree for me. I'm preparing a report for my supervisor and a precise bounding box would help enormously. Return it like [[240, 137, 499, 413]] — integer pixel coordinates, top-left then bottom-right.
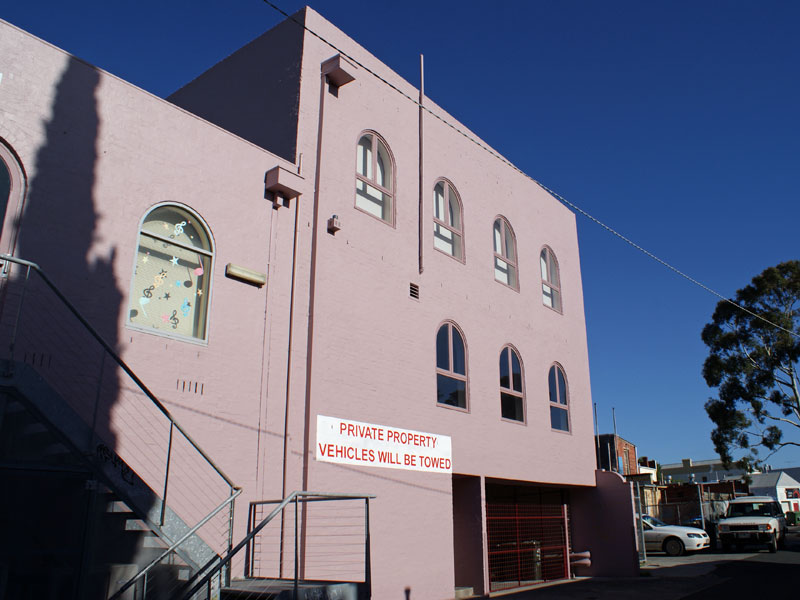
[[702, 261, 800, 469]]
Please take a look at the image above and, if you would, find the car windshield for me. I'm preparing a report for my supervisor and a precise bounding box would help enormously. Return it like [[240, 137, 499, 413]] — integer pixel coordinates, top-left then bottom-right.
[[641, 515, 667, 527], [727, 502, 775, 517]]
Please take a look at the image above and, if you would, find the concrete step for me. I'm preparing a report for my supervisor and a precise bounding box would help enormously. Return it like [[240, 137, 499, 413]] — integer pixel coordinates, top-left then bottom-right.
[[222, 578, 362, 600]]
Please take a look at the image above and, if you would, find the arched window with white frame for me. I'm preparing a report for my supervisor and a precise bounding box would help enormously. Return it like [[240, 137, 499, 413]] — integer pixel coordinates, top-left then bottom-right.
[[355, 131, 394, 224], [540, 246, 562, 312], [433, 179, 463, 261], [548, 364, 570, 432], [500, 345, 525, 422], [493, 216, 518, 290], [436, 321, 468, 409], [128, 204, 213, 342]]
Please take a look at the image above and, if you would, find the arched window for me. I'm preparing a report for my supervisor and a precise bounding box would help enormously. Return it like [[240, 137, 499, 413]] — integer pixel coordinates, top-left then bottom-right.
[[433, 180, 463, 260], [436, 322, 467, 409], [355, 132, 394, 224], [540, 246, 562, 312], [0, 141, 26, 261], [500, 346, 524, 422], [128, 204, 213, 342], [0, 153, 11, 246], [493, 217, 518, 290], [548, 364, 570, 432]]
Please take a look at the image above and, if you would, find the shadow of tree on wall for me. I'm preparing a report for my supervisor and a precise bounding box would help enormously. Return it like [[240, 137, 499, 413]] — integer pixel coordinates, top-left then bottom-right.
[[0, 56, 153, 599]]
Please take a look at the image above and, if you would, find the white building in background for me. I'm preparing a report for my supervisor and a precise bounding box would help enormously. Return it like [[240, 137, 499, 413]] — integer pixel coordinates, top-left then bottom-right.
[[659, 458, 762, 484], [749, 472, 800, 513]]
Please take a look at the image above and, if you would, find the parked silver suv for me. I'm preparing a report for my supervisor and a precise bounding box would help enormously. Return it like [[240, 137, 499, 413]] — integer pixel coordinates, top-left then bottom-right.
[[717, 496, 787, 553]]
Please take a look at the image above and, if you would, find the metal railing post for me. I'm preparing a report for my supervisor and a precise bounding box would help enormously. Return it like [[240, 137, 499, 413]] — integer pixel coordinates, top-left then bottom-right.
[[562, 503, 571, 579], [365, 497, 372, 598], [245, 501, 254, 578], [161, 421, 174, 526], [294, 496, 299, 600], [226, 486, 236, 586]]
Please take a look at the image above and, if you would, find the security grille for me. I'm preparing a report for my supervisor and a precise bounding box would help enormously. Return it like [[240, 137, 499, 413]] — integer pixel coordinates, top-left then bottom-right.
[[486, 485, 570, 592]]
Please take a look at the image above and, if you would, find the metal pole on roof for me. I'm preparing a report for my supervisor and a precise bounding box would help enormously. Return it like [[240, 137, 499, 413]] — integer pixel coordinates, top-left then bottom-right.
[[418, 53, 424, 275], [612, 407, 619, 472], [593, 403, 600, 469]]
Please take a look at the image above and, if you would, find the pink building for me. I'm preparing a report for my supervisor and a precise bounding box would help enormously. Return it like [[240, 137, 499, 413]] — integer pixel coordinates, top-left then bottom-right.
[[0, 7, 638, 599]]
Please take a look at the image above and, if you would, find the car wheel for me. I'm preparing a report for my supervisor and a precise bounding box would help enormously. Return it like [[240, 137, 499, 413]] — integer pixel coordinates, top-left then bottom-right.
[[769, 533, 777, 553], [664, 537, 684, 557]]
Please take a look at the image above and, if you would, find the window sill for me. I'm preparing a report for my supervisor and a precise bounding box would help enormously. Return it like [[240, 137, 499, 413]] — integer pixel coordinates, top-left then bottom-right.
[[494, 278, 520, 293], [125, 322, 209, 347], [436, 401, 470, 414], [433, 245, 466, 264], [542, 303, 564, 315], [549, 427, 572, 436], [353, 204, 395, 228]]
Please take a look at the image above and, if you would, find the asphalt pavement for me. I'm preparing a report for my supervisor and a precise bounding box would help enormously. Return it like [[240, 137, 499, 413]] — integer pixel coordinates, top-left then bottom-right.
[[476, 526, 800, 599]]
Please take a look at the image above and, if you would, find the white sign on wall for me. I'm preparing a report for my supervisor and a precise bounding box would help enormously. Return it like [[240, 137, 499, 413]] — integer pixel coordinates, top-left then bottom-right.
[[316, 415, 452, 473]]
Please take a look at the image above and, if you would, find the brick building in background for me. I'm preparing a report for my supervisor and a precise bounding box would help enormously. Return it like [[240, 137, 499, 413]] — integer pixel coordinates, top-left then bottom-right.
[[596, 433, 639, 477]]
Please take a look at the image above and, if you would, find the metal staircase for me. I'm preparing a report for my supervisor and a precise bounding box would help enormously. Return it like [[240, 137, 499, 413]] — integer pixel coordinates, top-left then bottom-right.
[[0, 255, 239, 599]]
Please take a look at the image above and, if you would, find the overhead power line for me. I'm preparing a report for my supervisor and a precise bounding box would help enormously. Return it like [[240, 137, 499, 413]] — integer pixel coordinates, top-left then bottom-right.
[[260, 0, 799, 340]]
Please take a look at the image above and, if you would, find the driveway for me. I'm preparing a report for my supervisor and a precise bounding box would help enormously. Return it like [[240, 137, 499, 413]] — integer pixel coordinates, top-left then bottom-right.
[[475, 526, 800, 599]]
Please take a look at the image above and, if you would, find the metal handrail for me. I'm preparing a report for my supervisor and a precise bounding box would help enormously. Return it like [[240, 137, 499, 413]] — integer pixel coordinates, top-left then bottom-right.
[[109, 487, 243, 600], [177, 491, 375, 600], [0, 253, 236, 488], [1, 253, 243, 597]]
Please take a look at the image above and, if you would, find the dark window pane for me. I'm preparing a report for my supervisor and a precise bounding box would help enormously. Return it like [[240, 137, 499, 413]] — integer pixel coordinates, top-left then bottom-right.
[[0, 159, 9, 240], [557, 368, 567, 405], [548, 366, 558, 404], [436, 325, 449, 370], [511, 350, 522, 392], [437, 374, 466, 408], [501, 393, 523, 421], [499, 348, 510, 388], [451, 329, 466, 375], [550, 406, 569, 431]]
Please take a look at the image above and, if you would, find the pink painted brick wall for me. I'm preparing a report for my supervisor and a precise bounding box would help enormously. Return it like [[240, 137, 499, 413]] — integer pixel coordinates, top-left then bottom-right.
[[0, 7, 618, 598]]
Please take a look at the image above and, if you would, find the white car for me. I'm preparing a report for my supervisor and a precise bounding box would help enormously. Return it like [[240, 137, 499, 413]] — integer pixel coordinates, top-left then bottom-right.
[[639, 514, 710, 556], [717, 496, 787, 553]]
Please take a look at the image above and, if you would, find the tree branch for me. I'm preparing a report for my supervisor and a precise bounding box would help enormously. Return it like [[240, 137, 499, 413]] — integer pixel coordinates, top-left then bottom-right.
[[762, 414, 800, 428]]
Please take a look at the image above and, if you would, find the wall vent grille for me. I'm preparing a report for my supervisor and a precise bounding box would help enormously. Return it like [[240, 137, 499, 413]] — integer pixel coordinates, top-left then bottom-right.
[[177, 380, 204, 395], [409, 283, 420, 300]]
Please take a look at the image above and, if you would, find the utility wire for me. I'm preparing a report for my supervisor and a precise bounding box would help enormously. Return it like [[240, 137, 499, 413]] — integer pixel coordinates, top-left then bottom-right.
[[260, 0, 799, 340]]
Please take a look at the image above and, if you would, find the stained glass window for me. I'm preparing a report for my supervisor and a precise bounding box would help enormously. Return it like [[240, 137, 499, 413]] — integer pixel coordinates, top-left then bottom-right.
[[128, 205, 212, 341]]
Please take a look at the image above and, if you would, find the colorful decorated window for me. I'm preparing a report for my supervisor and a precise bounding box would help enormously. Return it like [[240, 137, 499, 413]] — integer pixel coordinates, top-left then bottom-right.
[[493, 217, 518, 290], [540, 246, 562, 312], [128, 204, 212, 341], [499, 346, 524, 422], [355, 132, 394, 224], [436, 321, 468, 409], [433, 180, 463, 260], [548, 364, 570, 432]]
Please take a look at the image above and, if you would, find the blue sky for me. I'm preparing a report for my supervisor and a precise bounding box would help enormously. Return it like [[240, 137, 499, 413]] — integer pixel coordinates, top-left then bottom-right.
[[4, 1, 799, 468]]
